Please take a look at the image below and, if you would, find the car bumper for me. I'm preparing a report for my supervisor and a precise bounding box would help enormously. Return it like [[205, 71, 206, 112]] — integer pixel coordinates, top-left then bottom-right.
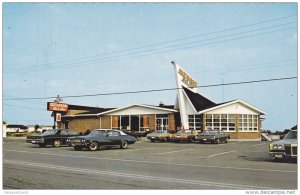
[[147, 136, 164, 140], [26, 139, 44, 144], [69, 142, 88, 147], [169, 137, 189, 141], [196, 137, 216, 142], [269, 151, 297, 159]]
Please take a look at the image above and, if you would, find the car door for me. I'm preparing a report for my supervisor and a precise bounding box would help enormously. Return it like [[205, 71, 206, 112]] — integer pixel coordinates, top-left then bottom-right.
[[60, 130, 70, 144], [107, 131, 121, 145]]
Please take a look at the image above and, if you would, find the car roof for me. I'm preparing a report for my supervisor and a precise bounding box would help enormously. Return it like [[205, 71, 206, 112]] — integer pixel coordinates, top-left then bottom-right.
[[92, 129, 127, 135]]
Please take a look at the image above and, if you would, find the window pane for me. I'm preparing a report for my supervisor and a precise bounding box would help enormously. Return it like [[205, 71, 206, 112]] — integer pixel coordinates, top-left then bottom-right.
[[206, 114, 212, 119]]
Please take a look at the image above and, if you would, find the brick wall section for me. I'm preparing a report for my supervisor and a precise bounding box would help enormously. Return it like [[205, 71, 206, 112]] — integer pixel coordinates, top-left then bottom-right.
[[168, 113, 175, 132], [149, 115, 156, 131], [225, 131, 260, 139], [68, 118, 100, 134], [100, 116, 111, 129]]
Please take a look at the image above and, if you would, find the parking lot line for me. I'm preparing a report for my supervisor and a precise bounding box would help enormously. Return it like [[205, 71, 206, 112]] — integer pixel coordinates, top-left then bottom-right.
[[207, 150, 237, 158], [253, 143, 268, 147], [157, 149, 195, 155], [3, 159, 271, 190], [4, 149, 296, 174]]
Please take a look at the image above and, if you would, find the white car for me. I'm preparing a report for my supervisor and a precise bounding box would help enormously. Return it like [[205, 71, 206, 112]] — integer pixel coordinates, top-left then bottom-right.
[[269, 130, 297, 161]]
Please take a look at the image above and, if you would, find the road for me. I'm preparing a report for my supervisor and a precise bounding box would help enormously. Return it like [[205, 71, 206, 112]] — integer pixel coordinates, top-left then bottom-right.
[[3, 138, 297, 190]]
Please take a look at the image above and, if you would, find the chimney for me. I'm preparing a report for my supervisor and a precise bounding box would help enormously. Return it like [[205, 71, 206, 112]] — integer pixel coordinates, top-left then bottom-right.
[[159, 101, 164, 107]]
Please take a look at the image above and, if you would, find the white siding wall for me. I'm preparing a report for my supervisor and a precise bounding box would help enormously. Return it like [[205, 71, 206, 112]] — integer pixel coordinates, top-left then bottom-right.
[[205, 102, 260, 115], [106, 106, 173, 116]]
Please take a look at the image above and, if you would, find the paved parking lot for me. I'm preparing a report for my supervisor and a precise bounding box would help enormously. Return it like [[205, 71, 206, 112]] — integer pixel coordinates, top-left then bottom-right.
[[3, 138, 297, 190]]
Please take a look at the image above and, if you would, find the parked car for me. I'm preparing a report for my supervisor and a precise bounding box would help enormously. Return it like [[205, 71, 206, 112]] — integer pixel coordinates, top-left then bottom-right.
[[269, 130, 297, 161], [195, 130, 230, 144], [146, 130, 171, 142], [26, 129, 78, 147], [67, 129, 137, 151], [122, 129, 149, 139], [169, 129, 199, 142]]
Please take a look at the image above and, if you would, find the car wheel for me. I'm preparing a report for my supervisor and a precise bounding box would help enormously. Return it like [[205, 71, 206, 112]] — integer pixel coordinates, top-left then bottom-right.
[[162, 137, 168, 142], [215, 139, 220, 144], [150, 139, 154, 142], [88, 142, 99, 151], [224, 138, 229, 143], [120, 141, 128, 149], [53, 140, 61, 148], [74, 146, 83, 151], [199, 140, 203, 144]]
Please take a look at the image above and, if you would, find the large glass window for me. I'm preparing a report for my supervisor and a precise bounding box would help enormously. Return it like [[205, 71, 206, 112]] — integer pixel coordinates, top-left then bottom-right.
[[205, 114, 236, 131], [112, 116, 120, 130], [238, 114, 258, 131], [156, 114, 169, 130], [121, 115, 130, 130], [188, 115, 201, 131], [140, 115, 150, 131]]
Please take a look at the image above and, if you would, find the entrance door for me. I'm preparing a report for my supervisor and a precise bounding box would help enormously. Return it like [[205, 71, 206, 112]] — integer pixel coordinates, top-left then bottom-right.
[[131, 115, 139, 131], [156, 115, 169, 130]]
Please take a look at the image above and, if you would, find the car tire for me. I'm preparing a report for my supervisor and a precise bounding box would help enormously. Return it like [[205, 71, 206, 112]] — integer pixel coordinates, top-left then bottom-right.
[[53, 140, 61, 148], [215, 139, 220, 144], [120, 140, 128, 149], [74, 146, 83, 151], [224, 138, 229, 143], [88, 142, 99, 151], [150, 139, 154, 142], [199, 140, 203, 144], [162, 137, 168, 142]]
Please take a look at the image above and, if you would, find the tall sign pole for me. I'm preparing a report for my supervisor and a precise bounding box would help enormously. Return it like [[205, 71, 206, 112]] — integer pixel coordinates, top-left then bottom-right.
[[50, 95, 66, 129], [172, 61, 198, 130]]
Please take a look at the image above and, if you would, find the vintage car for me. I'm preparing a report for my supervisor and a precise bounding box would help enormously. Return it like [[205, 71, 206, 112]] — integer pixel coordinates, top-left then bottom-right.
[[269, 130, 297, 161], [67, 129, 137, 151], [26, 129, 78, 147], [195, 130, 230, 144], [122, 129, 149, 139], [146, 130, 171, 142], [169, 129, 199, 142]]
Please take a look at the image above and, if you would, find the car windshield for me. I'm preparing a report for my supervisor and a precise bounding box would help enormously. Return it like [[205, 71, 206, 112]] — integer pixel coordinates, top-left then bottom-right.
[[42, 129, 58, 136], [177, 130, 191, 134], [284, 131, 297, 139], [89, 130, 107, 136]]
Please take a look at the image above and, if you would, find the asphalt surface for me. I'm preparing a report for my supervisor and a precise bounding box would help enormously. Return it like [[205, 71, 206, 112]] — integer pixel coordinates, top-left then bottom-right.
[[3, 138, 298, 190]]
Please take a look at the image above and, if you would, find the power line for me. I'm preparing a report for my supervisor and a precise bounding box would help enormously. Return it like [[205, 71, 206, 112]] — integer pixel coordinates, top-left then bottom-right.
[[4, 15, 296, 73], [3, 103, 45, 111], [3, 94, 46, 105], [3, 76, 297, 101], [7, 25, 296, 73]]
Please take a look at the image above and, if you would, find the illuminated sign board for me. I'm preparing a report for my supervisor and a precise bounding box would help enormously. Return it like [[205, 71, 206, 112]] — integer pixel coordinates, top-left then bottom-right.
[[47, 102, 68, 112], [56, 113, 62, 121], [178, 68, 198, 88]]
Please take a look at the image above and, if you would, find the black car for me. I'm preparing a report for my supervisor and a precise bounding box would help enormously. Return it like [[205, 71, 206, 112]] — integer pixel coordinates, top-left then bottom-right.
[[26, 129, 78, 147], [195, 130, 230, 144], [67, 129, 137, 151]]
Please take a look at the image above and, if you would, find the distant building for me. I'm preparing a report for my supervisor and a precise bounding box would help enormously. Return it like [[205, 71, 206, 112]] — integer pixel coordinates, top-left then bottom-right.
[[27, 125, 53, 133]]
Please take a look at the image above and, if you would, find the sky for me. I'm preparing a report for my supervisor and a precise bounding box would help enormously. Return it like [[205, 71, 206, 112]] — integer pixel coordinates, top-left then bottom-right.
[[2, 3, 297, 131]]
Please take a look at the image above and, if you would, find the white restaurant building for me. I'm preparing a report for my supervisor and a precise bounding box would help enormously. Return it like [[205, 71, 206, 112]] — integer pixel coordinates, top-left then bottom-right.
[[51, 62, 266, 141]]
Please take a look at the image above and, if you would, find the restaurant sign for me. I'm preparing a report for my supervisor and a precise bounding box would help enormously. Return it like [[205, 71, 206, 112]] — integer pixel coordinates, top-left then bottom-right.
[[47, 102, 68, 112], [178, 68, 198, 89]]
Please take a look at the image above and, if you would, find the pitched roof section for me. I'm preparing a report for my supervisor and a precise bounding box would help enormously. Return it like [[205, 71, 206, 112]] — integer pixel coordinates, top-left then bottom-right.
[[182, 86, 217, 112]]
